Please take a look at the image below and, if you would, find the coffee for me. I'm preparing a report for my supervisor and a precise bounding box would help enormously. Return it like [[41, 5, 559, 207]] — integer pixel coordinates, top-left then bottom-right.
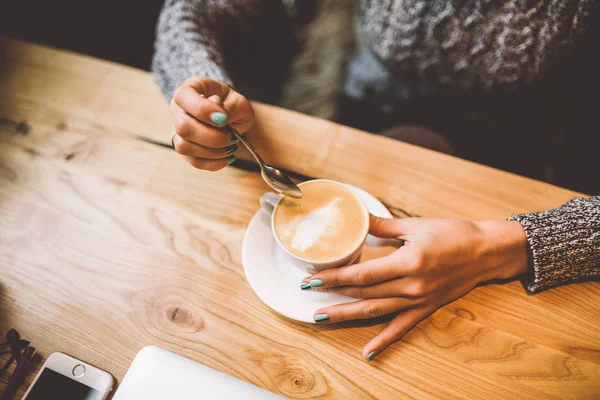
[[273, 181, 368, 262]]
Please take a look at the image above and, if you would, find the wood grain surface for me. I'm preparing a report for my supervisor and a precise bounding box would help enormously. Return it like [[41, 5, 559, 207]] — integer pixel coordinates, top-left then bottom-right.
[[0, 38, 599, 399]]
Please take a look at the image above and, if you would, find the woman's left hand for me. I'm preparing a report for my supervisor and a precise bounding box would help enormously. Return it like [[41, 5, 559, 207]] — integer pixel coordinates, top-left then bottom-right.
[[301, 215, 529, 361]]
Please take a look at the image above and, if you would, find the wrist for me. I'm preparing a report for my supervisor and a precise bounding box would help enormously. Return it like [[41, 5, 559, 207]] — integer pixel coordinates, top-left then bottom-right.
[[476, 220, 530, 282]]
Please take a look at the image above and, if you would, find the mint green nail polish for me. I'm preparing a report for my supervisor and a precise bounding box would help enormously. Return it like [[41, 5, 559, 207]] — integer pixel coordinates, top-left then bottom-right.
[[226, 144, 238, 154], [210, 112, 227, 126], [367, 351, 378, 361], [227, 155, 236, 165], [300, 282, 311, 290], [314, 314, 329, 323], [309, 279, 323, 288], [230, 136, 240, 145]]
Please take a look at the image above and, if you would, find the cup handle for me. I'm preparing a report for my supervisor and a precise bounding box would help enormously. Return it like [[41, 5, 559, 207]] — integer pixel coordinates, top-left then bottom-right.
[[260, 192, 282, 216]]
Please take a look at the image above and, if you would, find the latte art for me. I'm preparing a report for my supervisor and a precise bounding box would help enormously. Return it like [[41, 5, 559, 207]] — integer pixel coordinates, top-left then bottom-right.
[[285, 198, 341, 252], [274, 181, 368, 261]]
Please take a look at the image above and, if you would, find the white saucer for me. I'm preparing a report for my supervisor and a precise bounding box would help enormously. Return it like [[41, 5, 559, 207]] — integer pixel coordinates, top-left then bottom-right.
[[242, 185, 393, 323]]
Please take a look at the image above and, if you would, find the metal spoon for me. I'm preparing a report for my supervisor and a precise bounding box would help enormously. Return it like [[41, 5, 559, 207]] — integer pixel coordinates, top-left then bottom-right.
[[225, 126, 303, 198]]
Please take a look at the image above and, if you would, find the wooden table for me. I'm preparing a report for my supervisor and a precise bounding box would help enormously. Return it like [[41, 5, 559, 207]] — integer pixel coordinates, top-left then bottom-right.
[[0, 38, 599, 399]]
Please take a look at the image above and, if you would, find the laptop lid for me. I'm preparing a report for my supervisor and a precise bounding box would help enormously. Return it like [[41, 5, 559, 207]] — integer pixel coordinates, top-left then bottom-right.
[[113, 346, 285, 399]]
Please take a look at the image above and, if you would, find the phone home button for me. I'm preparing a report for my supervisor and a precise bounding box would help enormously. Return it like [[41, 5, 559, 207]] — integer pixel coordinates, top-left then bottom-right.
[[72, 364, 86, 378]]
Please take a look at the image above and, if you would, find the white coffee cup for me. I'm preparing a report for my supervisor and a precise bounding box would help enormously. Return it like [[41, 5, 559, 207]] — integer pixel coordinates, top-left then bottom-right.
[[260, 179, 370, 272]]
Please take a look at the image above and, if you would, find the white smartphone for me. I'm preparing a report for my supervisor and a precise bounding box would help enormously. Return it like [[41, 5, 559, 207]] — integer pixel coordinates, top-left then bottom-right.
[[22, 352, 114, 400]]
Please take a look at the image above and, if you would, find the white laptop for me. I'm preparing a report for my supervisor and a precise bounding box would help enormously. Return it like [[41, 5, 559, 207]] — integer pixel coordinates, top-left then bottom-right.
[[113, 346, 286, 399]]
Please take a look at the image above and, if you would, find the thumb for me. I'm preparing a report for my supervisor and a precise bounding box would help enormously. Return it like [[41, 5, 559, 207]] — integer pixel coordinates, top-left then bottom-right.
[[183, 77, 254, 133], [206, 87, 254, 134], [207, 94, 224, 105], [368, 214, 409, 239]]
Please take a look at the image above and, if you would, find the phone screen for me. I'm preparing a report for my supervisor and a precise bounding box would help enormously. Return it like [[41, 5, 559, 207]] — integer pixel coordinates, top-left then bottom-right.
[[25, 368, 103, 400]]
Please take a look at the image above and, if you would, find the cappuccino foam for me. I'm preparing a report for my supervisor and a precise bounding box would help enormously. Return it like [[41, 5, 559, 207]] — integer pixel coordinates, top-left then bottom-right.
[[274, 181, 367, 261]]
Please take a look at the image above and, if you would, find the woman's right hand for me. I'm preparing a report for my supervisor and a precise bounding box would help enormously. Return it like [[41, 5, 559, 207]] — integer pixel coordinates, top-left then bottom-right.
[[170, 76, 255, 171]]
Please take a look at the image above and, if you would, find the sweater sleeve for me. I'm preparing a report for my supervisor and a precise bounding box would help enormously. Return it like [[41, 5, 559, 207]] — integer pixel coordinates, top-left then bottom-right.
[[509, 196, 600, 293], [152, 0, 255, 100]]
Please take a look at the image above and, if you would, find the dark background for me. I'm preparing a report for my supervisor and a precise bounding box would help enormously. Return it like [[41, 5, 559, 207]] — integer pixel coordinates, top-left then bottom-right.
[[1, 1, 598, 194], [0, 0, 164, 70]]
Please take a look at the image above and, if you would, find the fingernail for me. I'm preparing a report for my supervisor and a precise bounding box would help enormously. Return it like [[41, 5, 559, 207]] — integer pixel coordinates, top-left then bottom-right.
[[230, 136, 240, 145], [367, 351, 378, 361], [210, 95, 224, 106], [314, 314, 329, 323], [226, 144, 238, 154], [309, 279, 323, 288], [227, 155, 236, 165], [301, 279, 322, 290], [210, 112, 227, 126]]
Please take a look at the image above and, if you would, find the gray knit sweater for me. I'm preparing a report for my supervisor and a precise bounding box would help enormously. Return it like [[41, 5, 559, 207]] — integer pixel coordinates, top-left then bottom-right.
[[152, 0, 599, 292]]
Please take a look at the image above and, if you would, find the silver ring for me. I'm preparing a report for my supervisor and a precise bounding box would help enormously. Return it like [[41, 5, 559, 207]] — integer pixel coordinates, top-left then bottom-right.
[[170, 129, 177, 148]]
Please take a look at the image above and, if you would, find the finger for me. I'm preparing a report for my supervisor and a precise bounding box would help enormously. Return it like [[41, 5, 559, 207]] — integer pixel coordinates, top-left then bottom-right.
[[207, 94, 223, 105], [369, 214, 410, 239], [325, 277, 427, 299], [172, 106, 233, 148], [173, 84, 229, 128], [362, 306, 433, 361], [313, 298, 414, 324], [173, 135, 237, 159], [221, 91, 255, 133], [185, 76, 231, 99], [207, 95, 249, 133], [301, 254, 407, 289], [169, 89, 224, 111], [178, 77, 254, 133], [183, 155, 233, 172]]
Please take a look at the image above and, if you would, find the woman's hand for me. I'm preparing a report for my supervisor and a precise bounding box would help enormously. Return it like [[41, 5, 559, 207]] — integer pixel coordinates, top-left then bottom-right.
[[302, 215, 529, 361], [170, 76, 255, 171]]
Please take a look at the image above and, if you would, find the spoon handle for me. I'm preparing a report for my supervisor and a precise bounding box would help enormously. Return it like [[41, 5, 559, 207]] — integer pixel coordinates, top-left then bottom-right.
[[225, 126, 265, 167]]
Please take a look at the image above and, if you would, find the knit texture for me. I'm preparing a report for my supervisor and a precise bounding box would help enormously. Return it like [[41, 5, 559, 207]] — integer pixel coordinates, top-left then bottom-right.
[[358, 0, 592, 98], [279, 0, 356, 120], [153, 0, 250, 98], [153, 0, 593, 100], [509, 196, 600, 292]]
